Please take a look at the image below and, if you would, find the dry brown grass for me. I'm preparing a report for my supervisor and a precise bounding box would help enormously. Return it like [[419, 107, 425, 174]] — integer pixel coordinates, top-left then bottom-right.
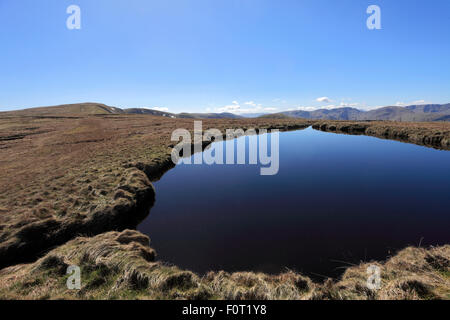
[[0, 106, 312, 267], [313, 120, 450, 150], [0, 104, 449, 299], [0, 230, 447, 300]]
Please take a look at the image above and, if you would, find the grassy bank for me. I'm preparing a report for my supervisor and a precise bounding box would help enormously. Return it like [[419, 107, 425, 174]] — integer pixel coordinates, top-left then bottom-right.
[[0, 230, 448, 300], [312, 121, 450, 150]]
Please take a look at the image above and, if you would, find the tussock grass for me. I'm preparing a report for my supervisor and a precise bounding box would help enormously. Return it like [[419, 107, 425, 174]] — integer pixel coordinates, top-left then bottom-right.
[[313, 121, 450, 150], [0, 230, 447, 300]]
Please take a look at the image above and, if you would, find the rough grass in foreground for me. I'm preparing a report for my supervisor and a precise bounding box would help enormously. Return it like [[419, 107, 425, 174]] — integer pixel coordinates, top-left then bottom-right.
[[0, 230, 448, 300]]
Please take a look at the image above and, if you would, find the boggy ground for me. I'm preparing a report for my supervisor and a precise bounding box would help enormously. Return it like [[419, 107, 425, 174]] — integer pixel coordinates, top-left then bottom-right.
[[0, 104, 449, 299]]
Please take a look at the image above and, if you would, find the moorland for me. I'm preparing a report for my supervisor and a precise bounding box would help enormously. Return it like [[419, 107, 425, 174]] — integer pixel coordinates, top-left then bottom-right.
[[0, 103, 449, 300]]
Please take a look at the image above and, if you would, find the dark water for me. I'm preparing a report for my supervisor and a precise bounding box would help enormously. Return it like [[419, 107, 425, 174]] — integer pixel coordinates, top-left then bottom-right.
[[138, 127, 450, 279]]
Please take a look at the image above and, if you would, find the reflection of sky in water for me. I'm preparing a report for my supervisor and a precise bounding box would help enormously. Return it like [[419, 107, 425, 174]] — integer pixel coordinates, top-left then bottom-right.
[[138, 127, 450, 279]]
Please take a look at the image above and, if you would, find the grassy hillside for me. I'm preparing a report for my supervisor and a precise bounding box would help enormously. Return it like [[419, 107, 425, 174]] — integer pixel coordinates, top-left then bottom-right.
[[123, 108, 176, 118], [1, 103, 124, 117], [1, 103, 244, 120]]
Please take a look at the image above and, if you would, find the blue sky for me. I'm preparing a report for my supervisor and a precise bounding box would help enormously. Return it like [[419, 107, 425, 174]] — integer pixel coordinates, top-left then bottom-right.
[[1, 0, 449, 113]]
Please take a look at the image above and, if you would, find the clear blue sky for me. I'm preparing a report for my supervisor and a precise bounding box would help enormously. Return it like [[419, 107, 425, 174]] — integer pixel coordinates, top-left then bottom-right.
[[1, 0, 449, 113]]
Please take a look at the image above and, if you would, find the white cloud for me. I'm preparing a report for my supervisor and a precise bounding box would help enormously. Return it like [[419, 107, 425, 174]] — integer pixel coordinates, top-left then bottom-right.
[[296, 104, 345, 111], [295, 106, 318, 111], [295, 101, 367, 111], [217, 98, 419, 114], [339, 102, 360, 107], [365, 105, 385, 110], [320, 104, 344, 110], [244, 101, 257, 107], [395, 99, 430, 107], [316, 97, 332, 103], [152, 106, 169, 112], [216, 101, 277, 114], [217, 104, 240, 113]]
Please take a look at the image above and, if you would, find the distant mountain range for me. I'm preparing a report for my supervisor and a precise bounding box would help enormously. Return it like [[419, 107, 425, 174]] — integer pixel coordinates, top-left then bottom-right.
[[124, 108, 243, 119], [126, 103, 450, 121], [271, 104, 450, 122], [2, 102, 449, 122], [176, 112, 242, 119]]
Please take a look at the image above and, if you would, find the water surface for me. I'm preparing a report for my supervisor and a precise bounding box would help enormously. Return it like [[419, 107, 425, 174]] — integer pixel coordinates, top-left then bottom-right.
[[138, 127, 450, 279]]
